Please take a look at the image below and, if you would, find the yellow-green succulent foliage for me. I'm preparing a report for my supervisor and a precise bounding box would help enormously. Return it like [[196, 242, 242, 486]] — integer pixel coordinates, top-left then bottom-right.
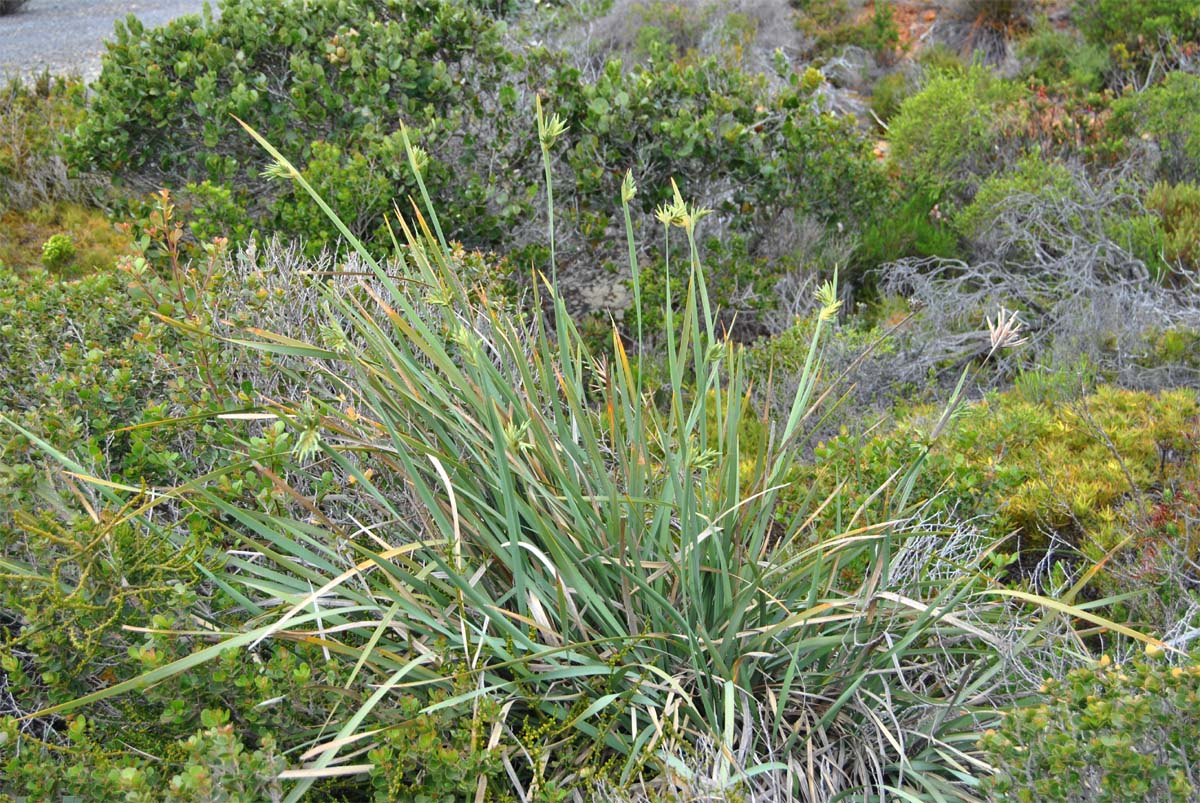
[[799, 385, 1200, 583]]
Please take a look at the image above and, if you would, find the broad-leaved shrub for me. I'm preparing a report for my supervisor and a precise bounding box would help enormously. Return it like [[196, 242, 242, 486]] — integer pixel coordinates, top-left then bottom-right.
[[980, 652, 1200, 803]]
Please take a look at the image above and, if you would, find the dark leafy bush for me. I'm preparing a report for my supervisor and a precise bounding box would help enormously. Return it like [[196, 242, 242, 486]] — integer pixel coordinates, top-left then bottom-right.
[[70, 0, 524, 250], [524, 49, 888, 328], [524, 49, 887, 238], [72, 0, 887, 333], [0, 0, 28, 16], [980, 652, 1200, 803]]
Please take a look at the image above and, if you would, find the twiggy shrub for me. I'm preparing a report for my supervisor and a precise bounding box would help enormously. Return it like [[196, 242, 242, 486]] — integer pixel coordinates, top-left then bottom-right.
[[953, 152, 1080, 252], [882, 161, 1200, 389]]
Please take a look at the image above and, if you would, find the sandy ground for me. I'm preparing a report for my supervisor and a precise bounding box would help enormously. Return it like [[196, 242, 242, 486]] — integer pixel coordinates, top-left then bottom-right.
[[0, 0, 212, 82]]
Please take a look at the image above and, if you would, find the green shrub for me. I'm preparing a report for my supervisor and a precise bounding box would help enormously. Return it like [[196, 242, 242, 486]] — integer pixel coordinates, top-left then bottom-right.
[[632, 232, 802, 343], [887, 65, 1022, 195], [1017, 16, 1110, 91], [980, 652, 1200, 803], [1145, 180, 1200, 273], [39, 233, 75, 270], [531, 51, 887, 231], [1125, 181, 1200, 281], [365, 698, 504, 803], [2, 710, 293, 802]]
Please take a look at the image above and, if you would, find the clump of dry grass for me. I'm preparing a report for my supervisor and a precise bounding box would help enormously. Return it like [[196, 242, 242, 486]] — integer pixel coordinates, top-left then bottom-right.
[[0, 72, 101, 211], [933, 0, 1040, 66], [0, 201, 131, 276]]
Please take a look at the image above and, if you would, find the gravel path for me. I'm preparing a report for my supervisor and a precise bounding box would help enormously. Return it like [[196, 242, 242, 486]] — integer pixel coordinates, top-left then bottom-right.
[[0, 0, 212, 82]]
